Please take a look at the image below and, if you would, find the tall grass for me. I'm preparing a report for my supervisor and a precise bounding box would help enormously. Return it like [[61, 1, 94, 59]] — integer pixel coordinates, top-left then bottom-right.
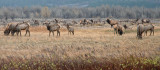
[[0, 25, 160, 69]]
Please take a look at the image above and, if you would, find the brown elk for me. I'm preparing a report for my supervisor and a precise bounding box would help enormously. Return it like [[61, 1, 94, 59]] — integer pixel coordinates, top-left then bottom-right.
[[4, 22, 19, 36], [113, 24, 123, 35], [66, 24, 74, 35], [106, 18, 119, 28], [11, 21, 30, 36], [137, 24, 154, 39], [43, 21, 60, 37]]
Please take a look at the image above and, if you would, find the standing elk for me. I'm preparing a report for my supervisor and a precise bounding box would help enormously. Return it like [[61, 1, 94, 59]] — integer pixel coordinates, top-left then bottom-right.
[[11, 21, 30, 36], [65, 24, 74, 35], [106, 18, 119, 28], [143, 24, 154, 36], [137, 24, 154, 39], [43, 21, 60, 37], [4, 21, 30, 36]]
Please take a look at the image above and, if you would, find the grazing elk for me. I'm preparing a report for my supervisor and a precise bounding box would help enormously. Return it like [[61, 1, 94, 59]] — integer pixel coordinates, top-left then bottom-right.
[[106, 18, 119, 28], [66, 24, 74, 35], [143, 24, 154, 36], [11, 21, 30, 36], [4, 22, 19, 36], [113, 24, 123, 35], [137, 24, 154, 39], [43, 21, 60, 37]]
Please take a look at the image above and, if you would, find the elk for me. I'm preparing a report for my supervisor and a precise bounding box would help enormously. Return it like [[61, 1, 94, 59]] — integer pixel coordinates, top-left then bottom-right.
[[137, 24, 154, 39], [80, 20, 86, 26], [72, 20, 78, 24], [33, 19, 40, 25], [142, 19, 150, 24], [130, 19, 139, 24], [4, 22, 19, 36], [106, 18, 119, 28], [123, 24, 128, 30], [66, 24, 74, 35], [113, 24, 123, 35], [86, 19, 93, 26], [11, 21, 30, 36], [43, 21, 60, 37], [59, 20, 67, 24], [143, 24, 154, 36]]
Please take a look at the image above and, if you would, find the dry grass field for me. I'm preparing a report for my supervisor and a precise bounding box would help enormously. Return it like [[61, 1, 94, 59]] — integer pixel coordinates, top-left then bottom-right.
[[0, 24, 160, 69]]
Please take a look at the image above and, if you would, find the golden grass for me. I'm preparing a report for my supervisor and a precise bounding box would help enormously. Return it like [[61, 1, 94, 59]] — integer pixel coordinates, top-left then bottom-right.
[[0, 25, 160, 61]]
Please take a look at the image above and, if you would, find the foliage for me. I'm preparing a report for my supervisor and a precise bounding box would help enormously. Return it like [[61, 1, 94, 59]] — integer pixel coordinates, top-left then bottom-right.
[[0, 6, 160, 19]]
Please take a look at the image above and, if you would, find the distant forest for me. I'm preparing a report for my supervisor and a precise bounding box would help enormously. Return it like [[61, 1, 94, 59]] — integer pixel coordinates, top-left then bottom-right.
[[0, 5, 160, 20]]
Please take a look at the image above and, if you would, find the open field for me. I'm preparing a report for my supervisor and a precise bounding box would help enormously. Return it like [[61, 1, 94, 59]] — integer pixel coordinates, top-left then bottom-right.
[[0, 24, 160, 69]]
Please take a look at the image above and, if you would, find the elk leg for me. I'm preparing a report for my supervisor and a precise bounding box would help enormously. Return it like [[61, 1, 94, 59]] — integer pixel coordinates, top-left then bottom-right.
[[150, 30, 152, 36], [116, 28, 118, 36], [25, 30, 27, 36], [59, 31, 60, 36], [26, 30, 30, 36], [11, 30, 15, 36], [57, 31, 59, 36], [146, 31, 148, 36], [19, 30, 21, 36], [52, 31, 54, 36], [49, 31, 51, 36], [72, 31, 74, 35], [114, 29, 115, 35], [68, 31, 69, 35], [153, 30, 154, 36], [28, 30, 30, 36], [16, 31, 19, 36], [144, 31, 146, 36]]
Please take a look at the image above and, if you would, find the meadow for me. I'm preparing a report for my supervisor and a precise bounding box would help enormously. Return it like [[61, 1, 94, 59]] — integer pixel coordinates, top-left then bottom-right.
[[0, 23, 160, 69]]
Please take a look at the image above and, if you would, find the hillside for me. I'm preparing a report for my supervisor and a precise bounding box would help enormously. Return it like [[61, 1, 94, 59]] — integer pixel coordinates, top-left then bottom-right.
[[0, 0, 160, 8]]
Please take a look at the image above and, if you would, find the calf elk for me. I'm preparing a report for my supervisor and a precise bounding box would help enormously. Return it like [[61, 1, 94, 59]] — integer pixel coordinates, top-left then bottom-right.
[[66, 24, 74, 35]]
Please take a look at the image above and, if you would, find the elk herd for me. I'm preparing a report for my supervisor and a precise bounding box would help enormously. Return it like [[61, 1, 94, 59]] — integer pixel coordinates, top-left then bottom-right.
[[2, 18, 155, 39]]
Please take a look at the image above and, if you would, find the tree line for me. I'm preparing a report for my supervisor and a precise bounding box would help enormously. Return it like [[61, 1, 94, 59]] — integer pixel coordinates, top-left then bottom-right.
[[0, 5, 160, 21]]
